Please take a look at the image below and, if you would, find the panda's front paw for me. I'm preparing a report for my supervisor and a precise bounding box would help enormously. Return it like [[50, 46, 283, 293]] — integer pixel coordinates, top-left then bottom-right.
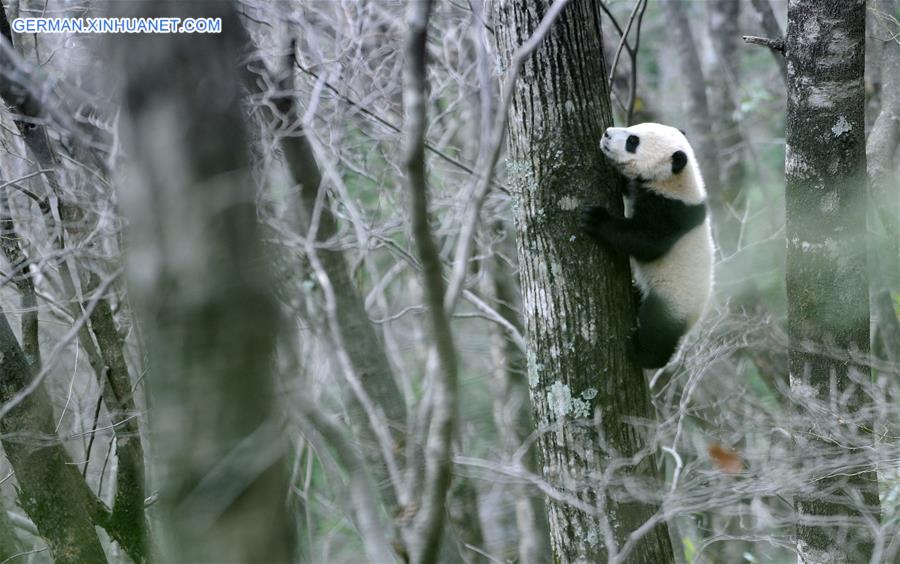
[[580, 205, 610, 238]]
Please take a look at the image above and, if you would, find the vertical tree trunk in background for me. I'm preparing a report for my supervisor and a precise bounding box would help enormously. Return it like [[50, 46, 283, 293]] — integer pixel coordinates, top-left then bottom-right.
[[784, 1, 881, 561], [867, 0, 900, 365], [707, 0, 746, 256], [117, 1, 295, 561], [495, 2, 673, 561], [867, 0, 900, 266], [268, 68, 406, 434], [262, 47, 408, 519], [708, 0, 744, 189], [660, 0, 722, 202]]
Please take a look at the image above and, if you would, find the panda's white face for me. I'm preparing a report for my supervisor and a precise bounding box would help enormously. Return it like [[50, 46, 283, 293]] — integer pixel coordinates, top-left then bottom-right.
[[600, 123, 692, 183]]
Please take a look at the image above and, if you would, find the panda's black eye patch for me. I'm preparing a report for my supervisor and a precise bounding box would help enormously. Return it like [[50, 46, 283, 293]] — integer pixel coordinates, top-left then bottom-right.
[[672, 150, 688, 174], [625, 135, 640, 153]]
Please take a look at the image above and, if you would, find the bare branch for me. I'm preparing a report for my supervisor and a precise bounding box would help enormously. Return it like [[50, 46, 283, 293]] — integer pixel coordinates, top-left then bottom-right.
[[0, 25, 111, 162], [747, 0, 789, 84], [444, 0, 571, 313], [606, 0, 643, 98], [293, 398, 395, 563], [257, 42, 408, 436], [292, 62, 507, 193], [626, 0, 649, 125], [742, 35, 785, 52], [401, 1, 459, 561]]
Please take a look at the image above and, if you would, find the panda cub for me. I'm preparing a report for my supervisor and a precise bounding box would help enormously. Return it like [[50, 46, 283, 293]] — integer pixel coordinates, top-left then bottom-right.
[[580, 123, 714, 369]]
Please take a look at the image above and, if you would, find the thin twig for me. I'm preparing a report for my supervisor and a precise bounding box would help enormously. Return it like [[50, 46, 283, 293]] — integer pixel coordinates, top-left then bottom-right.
[[626, 0, 648, 125], [444, 0, 571, 313], [292, 63, 508, 193], [747, 0, 788, 84], [81, 391, 103, 478], [742, 35, 785, 53], [607, 0, 643, 95], [291, 399, 394, 563]]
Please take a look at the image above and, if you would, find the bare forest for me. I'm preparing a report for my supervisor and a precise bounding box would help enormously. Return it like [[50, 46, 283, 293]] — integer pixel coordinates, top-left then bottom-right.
[[0, 0, 898, 562]]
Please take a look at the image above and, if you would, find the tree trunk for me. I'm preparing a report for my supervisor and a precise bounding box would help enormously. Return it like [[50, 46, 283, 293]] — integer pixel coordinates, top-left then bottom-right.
[[660, 1, 723, 207], [0, 311, 106, 563], [495, 2, 673, 562], [867, 0, 900, 371], [784, 1, 881, 561], [707, 0, 747, 256], [117, 1, 295, 560], [261, 44, 408, 522]]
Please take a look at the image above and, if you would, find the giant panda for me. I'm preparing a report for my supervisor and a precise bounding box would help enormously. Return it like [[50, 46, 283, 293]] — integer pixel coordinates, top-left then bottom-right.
[[580, 122, 714, 369]]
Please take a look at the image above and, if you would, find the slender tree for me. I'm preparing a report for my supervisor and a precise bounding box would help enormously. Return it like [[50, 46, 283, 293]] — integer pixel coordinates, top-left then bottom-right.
[[784, 1, 881, 560], [495, 1, 673, 561], [707, 0, 746, 244], [660, 1, 723, 202], [867, 0, 900, 365], [402, 2, 460, 562]]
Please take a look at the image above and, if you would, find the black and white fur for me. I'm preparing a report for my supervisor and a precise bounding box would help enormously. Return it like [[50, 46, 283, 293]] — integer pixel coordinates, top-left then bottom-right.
[[580, 123, 714, 368]]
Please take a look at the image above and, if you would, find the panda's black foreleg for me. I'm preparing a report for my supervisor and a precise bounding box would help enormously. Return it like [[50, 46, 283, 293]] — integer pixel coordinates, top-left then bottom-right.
[[579, 205, 672, 262], [631, 292, 686, 369]]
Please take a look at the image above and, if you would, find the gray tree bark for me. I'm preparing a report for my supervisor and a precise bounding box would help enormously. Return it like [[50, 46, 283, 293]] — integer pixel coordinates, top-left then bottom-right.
[[784, 1, 881, 561], [495, 2, 673, 562], [117, 1, 295, 560]]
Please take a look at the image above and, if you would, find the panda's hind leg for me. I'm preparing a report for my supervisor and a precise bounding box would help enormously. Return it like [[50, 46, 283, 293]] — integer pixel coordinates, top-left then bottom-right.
[[630, 292, 687, 369]]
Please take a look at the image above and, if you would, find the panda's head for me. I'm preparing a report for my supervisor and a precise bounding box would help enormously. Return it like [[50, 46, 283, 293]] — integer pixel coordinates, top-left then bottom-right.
[[600, 123, 694, 184]]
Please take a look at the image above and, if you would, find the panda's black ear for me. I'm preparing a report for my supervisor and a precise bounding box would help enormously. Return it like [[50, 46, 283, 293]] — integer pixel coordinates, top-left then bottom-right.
[[672, 150, 688, 174], [678, 128, 687, 137]]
